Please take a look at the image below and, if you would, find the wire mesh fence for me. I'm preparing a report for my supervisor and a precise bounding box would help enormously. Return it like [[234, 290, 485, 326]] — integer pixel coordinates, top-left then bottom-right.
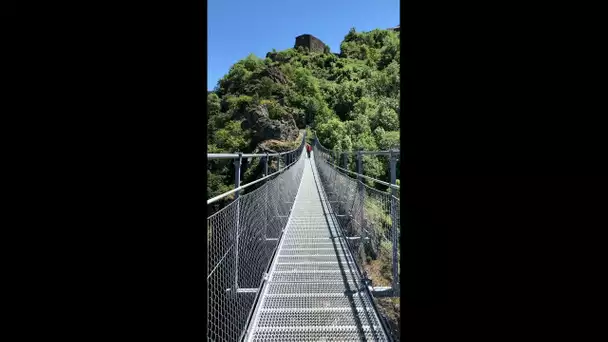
[[313, 142, 400, 291], [207, 145, 307, 342]]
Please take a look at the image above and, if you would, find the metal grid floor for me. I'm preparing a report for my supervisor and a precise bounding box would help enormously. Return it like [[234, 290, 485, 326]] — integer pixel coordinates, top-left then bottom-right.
[[245, 154, 389, 341]]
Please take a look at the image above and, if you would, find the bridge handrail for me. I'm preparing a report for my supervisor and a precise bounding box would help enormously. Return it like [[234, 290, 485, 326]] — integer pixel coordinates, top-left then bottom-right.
[[314, 132, 400, 298], [324, 159, 400, 190], [207, 153, 301, 205], [208, 132, 306, 160], [207, 132, 307, 205], [332, 150, 400, 156], [208, 151, 293, 159], [313, 131, 399, 156], [207, 136, 307, 342], [314, 135, 400, 190]]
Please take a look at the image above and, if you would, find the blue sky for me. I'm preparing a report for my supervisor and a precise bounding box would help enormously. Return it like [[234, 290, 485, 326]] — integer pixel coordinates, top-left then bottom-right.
[[207, 0, 400, 90]]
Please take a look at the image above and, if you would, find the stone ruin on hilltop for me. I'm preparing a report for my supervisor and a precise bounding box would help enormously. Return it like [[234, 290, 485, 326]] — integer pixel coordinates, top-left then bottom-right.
[[294, 34, 326, 53]]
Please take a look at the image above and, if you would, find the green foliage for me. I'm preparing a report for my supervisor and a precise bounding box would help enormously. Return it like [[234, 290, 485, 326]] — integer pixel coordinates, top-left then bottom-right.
[[375, 128, 400, 150], [366, 61, 400, 98], [293, 67, 320, 96], [333, 81, 361, 119], [207, 93, 221, 115], [303, 96, 334, 126], [317, 118, 353, 151], [207, 93, 225, 139], [217, 64, 249, 96], [225, 94, 254, 114], [371, 102, 399, 131], [259, 99, 288, 120], [241, 53, 266, 73], [257, 76, 276, 98], [214, 120, 250, 152], [243, 156, 261, 183], [306, 127, 314, 144], [350, 97, 378, 120], [364, 197, 392, 235], [344, 27, 358, 43], [207, 170, 234, 200], [341, 28, 399, 65], [378, 32, 400, 69]]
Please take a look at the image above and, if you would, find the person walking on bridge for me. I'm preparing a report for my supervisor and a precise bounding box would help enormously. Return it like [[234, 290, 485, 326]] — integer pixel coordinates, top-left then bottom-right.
[[306, 143, 312, 158]]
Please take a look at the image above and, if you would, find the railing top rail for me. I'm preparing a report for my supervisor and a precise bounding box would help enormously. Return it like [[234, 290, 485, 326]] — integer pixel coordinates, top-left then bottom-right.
[[339, 150, 400, 156], [313, 134, 400, 190], [313, 134, 399, 156], [208, 132, 307, 160], [207, 133, 307, 205], [207, 150, 303, 205], [326, 159, 400, 190], [208, 152, 292, 159]]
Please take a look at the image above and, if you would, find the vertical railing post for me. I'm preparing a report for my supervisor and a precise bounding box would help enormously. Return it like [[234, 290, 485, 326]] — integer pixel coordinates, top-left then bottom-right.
[[263, 153, 269, 239], [340, 152, 348, 216], [342, 152, 352, 218], [357, 150, 363, 206], [348, 151, 358, 216], [331, 150, 338, 209], [357, 150, 363, 181], [357, 150, 365, 212], [277, 154, 282, 223], [233, 152, 242, 292], [389, 150, 399, 295], [333, 150, 338, 214], [263, 153, 269, 179], [356, 150, 369, 281], [357, 150, 363, 200]]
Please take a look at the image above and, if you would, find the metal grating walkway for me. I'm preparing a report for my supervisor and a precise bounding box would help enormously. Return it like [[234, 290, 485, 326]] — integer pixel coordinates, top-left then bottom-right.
[[245, 153, 389, 341]]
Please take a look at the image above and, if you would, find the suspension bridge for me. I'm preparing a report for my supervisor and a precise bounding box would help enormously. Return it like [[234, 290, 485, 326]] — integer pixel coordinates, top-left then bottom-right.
[[207, 132, 400, 341]]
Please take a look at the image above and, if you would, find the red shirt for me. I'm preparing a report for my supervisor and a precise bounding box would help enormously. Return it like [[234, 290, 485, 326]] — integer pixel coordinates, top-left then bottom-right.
[[306, 145, 312, 152]]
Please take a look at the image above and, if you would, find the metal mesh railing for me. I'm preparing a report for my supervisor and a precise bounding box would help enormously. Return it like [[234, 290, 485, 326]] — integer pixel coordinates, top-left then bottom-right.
[[313, 141, 401, 292], [207, 146, 307, 342]]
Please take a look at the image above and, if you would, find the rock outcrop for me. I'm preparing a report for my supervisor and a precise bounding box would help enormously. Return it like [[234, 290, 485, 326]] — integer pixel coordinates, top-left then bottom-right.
[[240, 104, 299, 147], [260, 66, 290, 85], [266, 52, 291, 63]]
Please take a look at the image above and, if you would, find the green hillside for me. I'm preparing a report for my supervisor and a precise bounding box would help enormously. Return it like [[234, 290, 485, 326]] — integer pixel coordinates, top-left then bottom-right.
[[208, 27, 400, 199]]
